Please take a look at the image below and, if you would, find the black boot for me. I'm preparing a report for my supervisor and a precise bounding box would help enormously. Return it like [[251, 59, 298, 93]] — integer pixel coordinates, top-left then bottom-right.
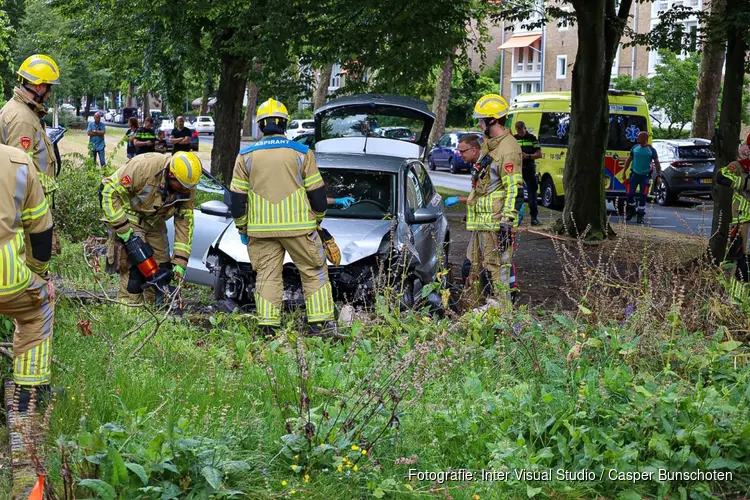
[[636, 212, 644, 224], [531, 218, 540, 226], [307, 321, 339, 337], [14, 384, 61, 413]]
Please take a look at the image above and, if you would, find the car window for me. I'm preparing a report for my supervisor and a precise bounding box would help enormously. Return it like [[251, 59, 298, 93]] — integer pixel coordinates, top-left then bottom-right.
[[538, 112, 570, 147], [438, 135, 451, 147], [607, 114, 648, 151], [288, 121, 298, 129], [405, 168, 425, 214], [302, 121, 315, 129], [320, 168, 395, 219], [450, 135, 458, 148], [411, 161, 435, 201], [193, 172, 227, 206], [678, 145, 714, 159]]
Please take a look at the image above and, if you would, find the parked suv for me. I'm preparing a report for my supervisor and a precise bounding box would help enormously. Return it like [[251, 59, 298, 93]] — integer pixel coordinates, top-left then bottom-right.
[[651, 138, 714, 206], [286, 119, 315, 140]]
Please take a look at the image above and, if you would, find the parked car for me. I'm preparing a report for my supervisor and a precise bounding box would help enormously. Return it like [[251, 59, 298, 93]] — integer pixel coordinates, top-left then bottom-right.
[[427, 131, 483, 174], [286, 119, 315, 140], [293, 132, 316, 149], [121, 107, 138, 124], [373, 126, 416, 142], [651, 138, 714, 206], [60, 103, 75, 113], [168, 94, 448, 313], [194, 116, 215, 134]]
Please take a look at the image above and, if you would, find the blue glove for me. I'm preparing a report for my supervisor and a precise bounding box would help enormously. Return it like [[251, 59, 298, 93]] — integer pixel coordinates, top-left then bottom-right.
[[240, 234, 248, 245], [444, 196, 460, 207], [334, 196, 355, 208]]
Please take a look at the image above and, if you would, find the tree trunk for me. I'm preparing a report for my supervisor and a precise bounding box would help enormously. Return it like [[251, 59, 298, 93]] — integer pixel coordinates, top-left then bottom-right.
[[200, 72, 212, 116], [428, 54, 453, 148], [84, 92, 93, 118], [691, 0, 726, 139], [708, 2, 747, 264], [127, 83, 136, 108], [313, 63, 334, 110], [211, 54, 248, 183], [558, 0, 632, 240], [243, 82, 258, 138]]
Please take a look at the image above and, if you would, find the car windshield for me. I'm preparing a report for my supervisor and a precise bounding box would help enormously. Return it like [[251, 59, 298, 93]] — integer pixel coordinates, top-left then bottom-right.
[[318, 105, 429, 144], [678, 145, 714, 160], [320, 168, 396, 219], [194, 172, 226, 206], [302, 121, 314, 129]]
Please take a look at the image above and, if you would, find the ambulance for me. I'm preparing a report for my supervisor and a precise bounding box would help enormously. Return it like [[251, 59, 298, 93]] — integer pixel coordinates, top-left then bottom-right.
[[506, 90, 653, 209]]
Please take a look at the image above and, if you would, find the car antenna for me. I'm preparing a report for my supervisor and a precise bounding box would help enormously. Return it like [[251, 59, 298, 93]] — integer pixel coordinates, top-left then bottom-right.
[[363, 122, 369, 154]]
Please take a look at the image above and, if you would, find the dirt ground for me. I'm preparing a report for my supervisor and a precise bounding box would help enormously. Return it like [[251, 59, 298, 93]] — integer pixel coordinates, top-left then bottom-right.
[[444, 212, 707, 311]]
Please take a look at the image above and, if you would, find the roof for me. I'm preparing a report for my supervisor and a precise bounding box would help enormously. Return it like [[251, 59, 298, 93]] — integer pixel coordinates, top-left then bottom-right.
[[316, 94, 434, 119], [316, 152, 405, 173], [653, 138, 712, 146]]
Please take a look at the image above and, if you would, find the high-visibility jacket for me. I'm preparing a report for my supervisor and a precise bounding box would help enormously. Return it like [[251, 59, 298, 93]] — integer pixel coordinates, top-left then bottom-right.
[[720, 159, 750, 224], [0, 144, 53, 296], [466, 132, 523, 231], [100, 153, 195, 267], [0, 88, 58, 200], [230, 134, 325, 238]]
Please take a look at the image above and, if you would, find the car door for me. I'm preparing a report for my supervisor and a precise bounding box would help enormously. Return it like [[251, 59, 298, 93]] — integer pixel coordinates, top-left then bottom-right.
[[166, 169, 233, 286], [405, 165, 439, 283], [435, 134, 450, 167]]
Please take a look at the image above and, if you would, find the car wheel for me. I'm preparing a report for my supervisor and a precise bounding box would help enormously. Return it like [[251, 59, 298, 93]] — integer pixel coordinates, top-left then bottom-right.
[[449, 158, 457, 174], [654, 178, 675, 206], [541, 177, 561, 209], [428, 155, 436, 171]]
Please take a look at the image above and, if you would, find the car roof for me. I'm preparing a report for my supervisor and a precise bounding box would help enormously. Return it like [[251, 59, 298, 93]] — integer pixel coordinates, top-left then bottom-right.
[[316, 152, 405, 173], [653, 138, 712, 146]]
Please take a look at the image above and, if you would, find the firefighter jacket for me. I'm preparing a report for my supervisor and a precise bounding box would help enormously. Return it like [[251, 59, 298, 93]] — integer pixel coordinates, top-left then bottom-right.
[[0, 144, 53, 295], [100, 153, 195, 268], [720, 159, 750, 224], [466, 132, 523, 231], [230, 134, 325, 238], [0, 88, 57, 199]]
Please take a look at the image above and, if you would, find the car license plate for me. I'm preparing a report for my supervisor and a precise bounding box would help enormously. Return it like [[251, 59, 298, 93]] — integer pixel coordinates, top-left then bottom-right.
[[701, 178, 712, 184]]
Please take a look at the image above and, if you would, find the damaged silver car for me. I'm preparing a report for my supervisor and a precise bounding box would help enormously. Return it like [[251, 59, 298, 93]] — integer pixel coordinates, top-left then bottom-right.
[[198, 95, 450, 310]]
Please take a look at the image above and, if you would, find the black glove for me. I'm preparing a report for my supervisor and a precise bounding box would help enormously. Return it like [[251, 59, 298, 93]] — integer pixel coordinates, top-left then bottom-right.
[[497, 223, 513, 252]]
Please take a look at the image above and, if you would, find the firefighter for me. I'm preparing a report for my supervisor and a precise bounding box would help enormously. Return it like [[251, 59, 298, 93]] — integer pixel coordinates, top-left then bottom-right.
[[230, 98, 336, 336], [463, 94, 523, 306], [100, 151, 200, 304], [0, 54, 62, 252], [0, 143, 55, 413], [0, 54, 61, 204], [716, 138, 750, 304]]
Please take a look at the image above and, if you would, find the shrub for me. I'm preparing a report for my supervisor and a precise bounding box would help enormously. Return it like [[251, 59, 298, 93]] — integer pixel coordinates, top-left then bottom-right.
[[53, 159, 107, 242]]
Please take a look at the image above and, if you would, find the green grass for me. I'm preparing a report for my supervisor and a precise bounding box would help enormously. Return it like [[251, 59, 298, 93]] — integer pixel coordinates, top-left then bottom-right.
[[8, 237, 744, 499]]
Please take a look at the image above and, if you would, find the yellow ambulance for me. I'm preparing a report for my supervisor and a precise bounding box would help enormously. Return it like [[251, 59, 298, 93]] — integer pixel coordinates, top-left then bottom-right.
[[506, 90, 653, 209]]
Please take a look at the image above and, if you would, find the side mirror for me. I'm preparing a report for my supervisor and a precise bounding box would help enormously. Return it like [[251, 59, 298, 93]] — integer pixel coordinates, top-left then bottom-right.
[[408, 207, 439, 224], [200, 200, 230, 217]]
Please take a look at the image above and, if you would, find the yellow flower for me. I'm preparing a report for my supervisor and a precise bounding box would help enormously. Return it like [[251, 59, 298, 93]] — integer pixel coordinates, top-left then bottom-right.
[[473, 495, 480, 500], [294, 454, 299, 461], [291, 465, 298, 472], [361, 449, 367, 455], [281, 480, 287, 486], [351, 444, 360, 451], [71, 396, 75, 400], [337, 465, 343, 472], [353, 465, 359, 472], [304, 474, 310, 483], [291, 491, 296, 495], [320, 443, 325, 448]]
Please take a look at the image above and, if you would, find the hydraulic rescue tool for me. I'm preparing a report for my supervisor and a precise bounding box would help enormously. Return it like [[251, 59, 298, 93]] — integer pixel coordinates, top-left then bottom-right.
[[124, 236, 172, 290]]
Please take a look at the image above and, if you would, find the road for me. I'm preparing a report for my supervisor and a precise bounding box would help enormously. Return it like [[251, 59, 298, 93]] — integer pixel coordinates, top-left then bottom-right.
[[428, 170, 714, 236]]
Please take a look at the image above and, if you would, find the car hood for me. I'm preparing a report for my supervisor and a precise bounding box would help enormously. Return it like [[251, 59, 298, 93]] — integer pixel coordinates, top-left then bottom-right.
[[212, 218, 393, 267]]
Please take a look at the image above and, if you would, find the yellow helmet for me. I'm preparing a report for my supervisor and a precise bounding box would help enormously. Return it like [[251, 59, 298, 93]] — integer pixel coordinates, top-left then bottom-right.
[[17, 54, 61, 85], [256, 98, 289, 123], [169, 152, 202, 189], [473, 94, 509, 119]]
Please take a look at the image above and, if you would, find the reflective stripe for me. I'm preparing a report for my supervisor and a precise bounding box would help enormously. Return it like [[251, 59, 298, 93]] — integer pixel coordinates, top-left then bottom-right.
[[13, 164, 29, 229], [14, 337, 52, 386], [255, 293, 281, 326], [0, 233, 30, 295], [303, 172, 322, 189], [174, 242, 190, 253], [466, 191, 506, 231], [246, 187, 316, 234], [305, 282, 334, 322], [36, 131, 47, 174], [101, 180, 129, 224], [503, 173, 521, 217], [230, 178, 249, 191], [1, 122, 7, 143], [21, 198, 49, 222]]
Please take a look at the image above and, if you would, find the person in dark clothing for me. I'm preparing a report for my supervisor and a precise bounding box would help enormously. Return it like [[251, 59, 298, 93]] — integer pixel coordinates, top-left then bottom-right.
[[124, 117, 139, 159], [514, 121, 542, 226], [133, 117, 157, 155], [170, 116, 192, 153]]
